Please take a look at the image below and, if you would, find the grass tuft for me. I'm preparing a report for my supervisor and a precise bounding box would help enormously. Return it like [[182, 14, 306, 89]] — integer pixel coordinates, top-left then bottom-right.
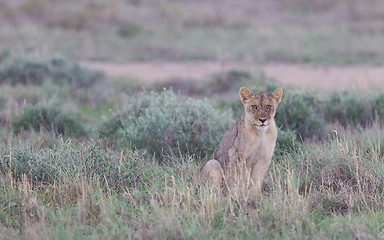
[[12, 102, 87, 138]]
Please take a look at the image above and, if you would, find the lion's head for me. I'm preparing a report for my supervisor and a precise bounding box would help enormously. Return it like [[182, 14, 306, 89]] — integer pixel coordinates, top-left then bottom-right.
[[239, 87, 283, 130]]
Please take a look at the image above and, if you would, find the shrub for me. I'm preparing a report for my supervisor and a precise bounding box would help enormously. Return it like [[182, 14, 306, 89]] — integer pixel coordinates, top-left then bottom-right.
[[275, 90, 328, 140], [0, 57, 104, 87], [324, 91, 367, 126], [0, 146, 50, 183], [370, 92, 384, 119], [214, 98, 243, 119], [98, 113, 124, 140], [207, 70, 254, 94], [99, 90, 233, 159], [0, 140, 152, 190], [118, 21, 142, 37], [12, 102, 87, 138], [324, 90, 384, 127], [275, 129, 301, 158]]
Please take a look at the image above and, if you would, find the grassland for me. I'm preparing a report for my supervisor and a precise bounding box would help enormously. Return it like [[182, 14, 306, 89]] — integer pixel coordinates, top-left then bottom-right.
[[1, 0, 384, 64], [1, 0, 384, 239], [0, 56, 384, 239]]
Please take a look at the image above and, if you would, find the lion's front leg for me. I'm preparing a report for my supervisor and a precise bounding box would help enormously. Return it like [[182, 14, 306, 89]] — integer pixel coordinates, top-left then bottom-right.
[[250, 157, 272, 193], [226, 147, 252, 188]]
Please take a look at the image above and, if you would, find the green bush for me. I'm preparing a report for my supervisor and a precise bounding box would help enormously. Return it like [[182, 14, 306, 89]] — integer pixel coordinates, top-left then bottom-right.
[[0, 147, 50, 183], [0, 57, 104, 87], [214, 98, 243, 119], [275, 90, 327, 139], [275, 129, 301, 158], [370, 92, 384, 119], [99, 90, 233, 159], [207, 70, 254, 94], [275, 89, 384, 139], [12, 102, 87, 138], [0, 140, 152, 190], [324, 90, 384, 127], [118, 21, 142, 37]]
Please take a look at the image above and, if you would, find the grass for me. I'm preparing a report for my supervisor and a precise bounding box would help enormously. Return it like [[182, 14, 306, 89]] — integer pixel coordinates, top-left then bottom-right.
[[1, 124, 383, 239], [0, 59, 383, 238], [1, 0, 384, 237], [1, 0, 384, 64]]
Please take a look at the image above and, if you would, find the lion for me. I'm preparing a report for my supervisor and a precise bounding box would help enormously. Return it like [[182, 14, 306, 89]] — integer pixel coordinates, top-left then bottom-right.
[[200, 87, 283, 192]]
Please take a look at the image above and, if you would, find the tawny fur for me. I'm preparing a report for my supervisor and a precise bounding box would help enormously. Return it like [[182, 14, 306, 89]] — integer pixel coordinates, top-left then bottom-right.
[[200, 87, 283, 192]]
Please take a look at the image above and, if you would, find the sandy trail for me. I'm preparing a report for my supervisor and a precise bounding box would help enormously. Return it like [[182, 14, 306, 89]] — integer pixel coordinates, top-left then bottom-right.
[[85, 61, 384, 90]]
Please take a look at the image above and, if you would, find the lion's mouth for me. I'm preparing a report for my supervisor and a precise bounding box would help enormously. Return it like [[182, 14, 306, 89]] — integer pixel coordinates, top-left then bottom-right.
[[255, 125, 269, 131], [253, 122, 269, 128]]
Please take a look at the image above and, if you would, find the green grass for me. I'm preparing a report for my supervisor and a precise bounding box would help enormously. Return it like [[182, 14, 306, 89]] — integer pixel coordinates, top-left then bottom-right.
[[1, 0, 384, 236], [0, 60, 383, 238], [1, 123, 383, 238]]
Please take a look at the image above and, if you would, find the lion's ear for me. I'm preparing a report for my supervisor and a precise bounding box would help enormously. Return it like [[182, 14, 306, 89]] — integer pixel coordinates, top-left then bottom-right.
[[271, 88, 283, 103], [239, 87, 252, 104]]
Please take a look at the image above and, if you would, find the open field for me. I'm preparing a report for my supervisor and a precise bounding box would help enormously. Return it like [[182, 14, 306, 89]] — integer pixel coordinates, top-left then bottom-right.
[[85, 61, 384, 90], [1, 0, 384, 64], [1, 56, 384, 238], [1, 0, 384, 239]]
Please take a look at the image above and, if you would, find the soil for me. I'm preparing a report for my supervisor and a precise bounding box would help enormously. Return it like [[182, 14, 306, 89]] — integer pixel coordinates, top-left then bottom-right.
[[85, 61, 384, 90]]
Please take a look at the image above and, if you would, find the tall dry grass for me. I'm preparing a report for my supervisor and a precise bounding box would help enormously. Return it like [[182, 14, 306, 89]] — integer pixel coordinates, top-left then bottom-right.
[[1, 122, 383, 238]]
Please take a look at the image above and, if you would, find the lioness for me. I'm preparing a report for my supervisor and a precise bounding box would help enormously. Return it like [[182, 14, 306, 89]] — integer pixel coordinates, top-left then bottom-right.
[[201, 87, 283, 192]]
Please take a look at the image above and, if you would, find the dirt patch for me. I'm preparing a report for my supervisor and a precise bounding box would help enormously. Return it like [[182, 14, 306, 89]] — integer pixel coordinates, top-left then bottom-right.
[[85, 61, 384, 90], [264, 64, 384, 90]]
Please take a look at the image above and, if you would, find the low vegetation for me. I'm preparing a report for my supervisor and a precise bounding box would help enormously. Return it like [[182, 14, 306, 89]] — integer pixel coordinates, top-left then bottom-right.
[[12, 102, 87, 138], [0, 124, 383, 238], [162, 70, 384, 141], [1, 0, 384, 64], [99, 90, 233, 159], [0, 50, 384, 238], [0, 56, 104, 87]]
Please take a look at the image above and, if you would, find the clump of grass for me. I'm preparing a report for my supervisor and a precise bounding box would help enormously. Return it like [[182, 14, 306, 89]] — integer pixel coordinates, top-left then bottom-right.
[[0, 56, 104, 87], [99, 89, 233, 159], [286, 124, 384, 214], [0, 140, 154, 191], [12, 102, 87, 138]]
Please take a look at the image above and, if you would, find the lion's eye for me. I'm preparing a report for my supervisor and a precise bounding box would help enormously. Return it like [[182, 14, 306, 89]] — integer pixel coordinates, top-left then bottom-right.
[[266, 105, 271, 111], [252, 105, 257, 111]]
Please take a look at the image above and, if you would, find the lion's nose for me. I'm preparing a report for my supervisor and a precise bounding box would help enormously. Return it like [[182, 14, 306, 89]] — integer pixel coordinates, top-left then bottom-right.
[[259, 118, 267, 124]]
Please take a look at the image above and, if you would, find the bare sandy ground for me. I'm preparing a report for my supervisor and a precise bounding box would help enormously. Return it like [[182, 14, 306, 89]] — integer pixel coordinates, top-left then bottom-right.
[[85, 61, 384, 90]]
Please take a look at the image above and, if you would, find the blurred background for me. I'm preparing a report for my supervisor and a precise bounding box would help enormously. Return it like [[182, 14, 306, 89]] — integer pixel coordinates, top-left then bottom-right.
[[1, 0, 384, 89]]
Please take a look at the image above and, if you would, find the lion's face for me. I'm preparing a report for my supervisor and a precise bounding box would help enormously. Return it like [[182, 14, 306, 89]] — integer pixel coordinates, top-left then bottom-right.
[[239, 87, 283, 129]]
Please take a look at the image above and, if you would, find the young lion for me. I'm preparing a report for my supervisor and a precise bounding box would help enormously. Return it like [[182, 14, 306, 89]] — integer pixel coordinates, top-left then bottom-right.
[[200, 87, 283, 192]]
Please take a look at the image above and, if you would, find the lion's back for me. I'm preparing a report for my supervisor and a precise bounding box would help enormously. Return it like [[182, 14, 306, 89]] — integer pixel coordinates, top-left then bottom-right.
[[212, 113, 244, 169]]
